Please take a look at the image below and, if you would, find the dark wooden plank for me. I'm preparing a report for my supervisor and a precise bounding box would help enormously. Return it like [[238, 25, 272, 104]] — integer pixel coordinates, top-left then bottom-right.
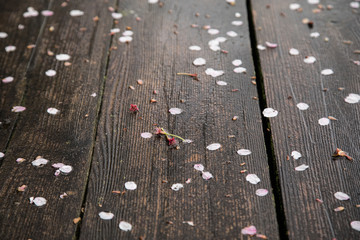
[[80, 0, 279, 239], [252, 0, 360, 239], [0, 0, 116, 239], [0, 0, 49, 152]]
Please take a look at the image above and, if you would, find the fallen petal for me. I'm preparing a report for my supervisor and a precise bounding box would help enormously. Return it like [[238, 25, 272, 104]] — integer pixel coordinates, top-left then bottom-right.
[[334, 192, 350, 201]]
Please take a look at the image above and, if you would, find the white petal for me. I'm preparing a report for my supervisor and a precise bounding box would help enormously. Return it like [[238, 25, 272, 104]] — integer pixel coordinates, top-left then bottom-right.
[[148, 0, 159, 4], [231, 20, 243, 26], [141, 132, 153, 138], [0, 32, 8, 38], [112, 12, 123, 19], [171, 183, 184, 191], [257, 45, 266, 51], [295, 164, 309, 171], [310, 32, 320, 38], [304, 56, 316, 64], [334, 192, 350, 201], [32, 158, 49, 167], [235, 12, 241, 18], [289, 3, 301, 10], [41, 10, 54, 17], [321, 69, 334, 76], [345, 93, 360, 104], [5, 46, 16, 52], [70, 10, 84, 17], [206, 143, 221, 151], [202, 171, 213, 180], [110, 28, 121, 34], [318, 117, 330, 126], [291, 151, 302, 160], [59, 165, 73, 174], [183, 221, 194, 226], [33, 197, 47, 206], [246, 174, 261, 184], [56, 54, 71, 61], [226, 31, 238, 37], [12, 106, 26, 112], [189, 45, 201, 51], [169, 108, 183, 115], [99, 212, 114, 220], [122, 30, 133, 36], [0, 152, 4, 158], [47, 107, 59, 115], [125, 181, 137, 190], [194, 164, 204, 171], [183, 139, 193, 144], [237, 149, 252, 156], [208, 29, 219, 35], [193, 58, 206, 66], [308, 0, 320, 4], [350, 2, 360, 9], [52, 163, 65, 168], [296, 102, 309, 110], [262, 108, 278, 118], [119, 36, 133, 43], [289, 48, 299, 56], [351, 221, 360, 231], [119, 221, 132, 231], [233, 67, 246, 73], [255, 189, 269, 196], [232, 59, 242, 66], [205, 68, 224, 77], [45, 69, 56, 77], [216, 81, 227, 86]]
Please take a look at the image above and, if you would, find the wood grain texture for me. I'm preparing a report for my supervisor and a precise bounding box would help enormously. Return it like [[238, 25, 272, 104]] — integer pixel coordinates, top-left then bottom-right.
[[80, 0, 279, 239], [0, 0, 49, 153], [0, 0, 115, 239], [252, 0, 360, 239]]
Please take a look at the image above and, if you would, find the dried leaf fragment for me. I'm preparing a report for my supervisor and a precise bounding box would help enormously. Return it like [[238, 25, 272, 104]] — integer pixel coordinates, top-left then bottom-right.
[[73, 217, 81, 224]]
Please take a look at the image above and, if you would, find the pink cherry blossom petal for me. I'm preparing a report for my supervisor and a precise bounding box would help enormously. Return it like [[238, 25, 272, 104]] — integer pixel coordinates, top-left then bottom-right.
[[318, 117, 330, 126], [193, 58, 206, 66], [296, 102, 309, 110], [2, 76, 14, 83], [11, 106, 26, 112], [0, 152, 4, 158], [32, 197, 47, 206], [205, 68, 224, 77], [119, 221, 132, 231], [202, 171, 213, 180], [99, 211, 114, 220], [111, 12, 123, 19], [345, 93, 360, 104], [194, 164, 205, 171], [5, 46, 16, 52], [125, 181, 137, 190], [350, 2, 359, 9], [265, 41, 277, 48], [241, 225, 257, 235], [41, 10, 54, 16], [255, 189, 269, 197]]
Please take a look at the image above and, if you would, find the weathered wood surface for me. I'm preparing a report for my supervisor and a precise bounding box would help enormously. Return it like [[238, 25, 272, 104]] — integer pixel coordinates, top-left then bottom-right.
[[80, 0, 279, 239], [0, 0, 49, 153], [0, 0, 115, 239], [252, 0, 360, 239]]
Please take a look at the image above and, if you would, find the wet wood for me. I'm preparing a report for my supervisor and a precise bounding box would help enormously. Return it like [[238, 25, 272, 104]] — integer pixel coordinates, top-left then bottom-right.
[[0, 0, 115, 239], [252, 0, 360, 239], [80, 0, 279, 239]]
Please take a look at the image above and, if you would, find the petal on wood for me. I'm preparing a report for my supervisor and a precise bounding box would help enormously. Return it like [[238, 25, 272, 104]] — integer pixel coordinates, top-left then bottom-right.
[[351, 221, 360, 231], [216, 81, 227, 86], [32, 197, 47, 206], [233, 67, 246, 73], [296, 102, 309, 110], [194, 164, 204, 171], [344, 93, 360, 104], [321, 69, 334, 76], [169, 108, 183, 115], [318, 117, 330, 126], [304, 56, 316, 64], [262, 108, 278, 117], [295, 164, 309, 171], [11, 106, 26, 112], [237, 149, 252, 156], [2, 76, 14, 83], [56, 54, 71, 61], [119, 221, 132, 231], [289, 48, 299, 55], [246, 174, 261, 184], [256, 189, 269, 197], [171, 183, 184, 191], [291, 151, 302, 160], [241, 225, 257, 235], [189, 45, 201, 51], [99, 212, 114, 220], [193, 57, 206, 66], [59, 165, 73, 174], [334, 192, 350, 201], [69, 10, 84, 17], [206, 143, 221, 151], [141, 132, 153, 138], [202, 171, 213, 180], [47, 108, 59, 115], [125, 181, 137, 190], [232, 59, 242, 66], [32, 158, 49, 167]]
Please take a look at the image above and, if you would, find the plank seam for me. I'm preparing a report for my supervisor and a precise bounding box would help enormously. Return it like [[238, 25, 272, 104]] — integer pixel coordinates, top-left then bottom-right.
[[74, 1, 120, 239], [246, 1, 289, 239]]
